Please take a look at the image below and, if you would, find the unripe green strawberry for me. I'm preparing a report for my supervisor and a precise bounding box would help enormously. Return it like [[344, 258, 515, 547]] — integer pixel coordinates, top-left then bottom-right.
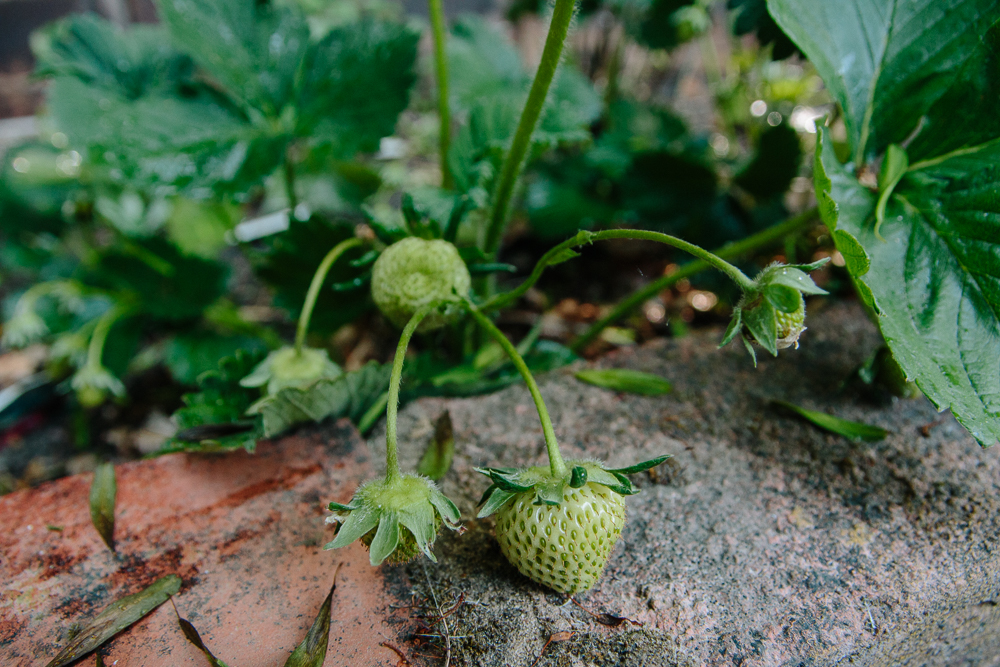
[[494, 482, 625, 594], [774, 292, 805, 349], [476, 456, 668, 594], [370, 237, 471, 331]]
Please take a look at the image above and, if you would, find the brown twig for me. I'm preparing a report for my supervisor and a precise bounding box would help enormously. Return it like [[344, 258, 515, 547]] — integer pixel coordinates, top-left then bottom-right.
[[570, 597, 642, 627], [379, 642, 412, 666]]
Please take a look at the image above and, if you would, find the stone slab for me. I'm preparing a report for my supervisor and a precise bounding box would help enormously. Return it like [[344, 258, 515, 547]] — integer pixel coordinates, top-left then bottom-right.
[[3, 301, 1000, 666]]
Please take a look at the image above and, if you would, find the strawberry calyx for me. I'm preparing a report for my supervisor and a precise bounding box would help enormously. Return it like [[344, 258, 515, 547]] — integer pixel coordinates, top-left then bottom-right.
[[324, 473, 462, 566], [720, 258, 830, 365], [475, 455, 670, 518], [240, 345, 342, 396]]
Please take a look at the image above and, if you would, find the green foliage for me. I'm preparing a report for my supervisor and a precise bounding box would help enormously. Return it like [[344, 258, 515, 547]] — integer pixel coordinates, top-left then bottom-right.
[[168, 350, 266, 453], [249, 361, 392, 438], [574, 368, 673, 395], [446, 16, 602, 194], [773, 401, 888, 442], [88, 463, 117, 552], [769, 0, 1000, 445]]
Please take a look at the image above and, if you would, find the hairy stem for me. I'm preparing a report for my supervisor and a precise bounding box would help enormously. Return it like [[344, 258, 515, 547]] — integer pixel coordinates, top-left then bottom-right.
[[481, 224, 765, 313], [429, 0, 453, 189], [385, 304, 436, 483], [484, 0, 577, 256], [465, 302, 567, 478], [571, 207, 819, 351], [295, 238, 363, 352]]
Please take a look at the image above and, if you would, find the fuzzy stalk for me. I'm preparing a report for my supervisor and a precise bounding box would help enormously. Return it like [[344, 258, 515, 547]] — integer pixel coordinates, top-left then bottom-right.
[[295, 237, 363, 353], [465, 302, 567, 478], [484, 0, 578, 256], [429, 0, 453, 189], [385, 303, 436, 483], [85, 306, 123, 373]]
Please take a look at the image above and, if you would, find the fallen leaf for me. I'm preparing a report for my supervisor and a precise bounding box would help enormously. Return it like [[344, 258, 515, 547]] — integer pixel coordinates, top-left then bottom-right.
[[283, 566, 341, 666], [575, 368, 672, 396], [416, 411, 454, 481], [772, 400, 888, 441], [45, 575, 181, 667], [89, 463, 116, 552]]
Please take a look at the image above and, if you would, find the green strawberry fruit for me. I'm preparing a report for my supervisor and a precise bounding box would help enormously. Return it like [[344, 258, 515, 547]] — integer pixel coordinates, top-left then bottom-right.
[[774, 293, 805, 349], [370, 237, 471, 331], [495, 481, 625, 594], [477, 456, 668, 594]]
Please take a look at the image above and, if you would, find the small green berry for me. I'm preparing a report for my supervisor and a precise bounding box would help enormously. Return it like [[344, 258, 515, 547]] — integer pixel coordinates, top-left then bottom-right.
[[775, 293, 806, 349], [370, 238, 471, 331]]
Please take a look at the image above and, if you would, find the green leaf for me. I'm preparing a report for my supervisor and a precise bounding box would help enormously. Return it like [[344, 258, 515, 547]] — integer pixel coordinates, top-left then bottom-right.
[[167, 350, 266, 453], [47, 76, 273, 194], [283, 577, 337, 667], [815, 127, 1000, 446], [44, 575, 181, 667], [165, 199, 238, 259], [575, 369, 673, 396], [32, 13, 190, 98], [89, 463, 116, 552], [773, 400, 888, 441], [298, 20, 419, 156], [767, 0, 1000, 165], [164, 332, 268, 386], [158, 0, 309, 116], [250, 361, 392, 438], [416, 411, 455, 481], [874, 144, 909, 238], [177, 616, 230, 667]]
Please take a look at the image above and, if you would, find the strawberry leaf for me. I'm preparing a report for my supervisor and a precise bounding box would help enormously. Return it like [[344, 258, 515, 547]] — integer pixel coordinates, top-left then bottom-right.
[[574, 369, 672, 396]]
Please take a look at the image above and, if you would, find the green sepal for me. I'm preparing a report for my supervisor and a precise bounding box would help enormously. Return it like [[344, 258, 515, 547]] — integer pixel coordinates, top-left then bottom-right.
[[474, 467, 533, 493], [398, 503, 438, 562], [742, 300, 778, 356], [533, 480, 565, 506], [369, 511, 401, 566], [607, 472, 637, 496], [742, 335, 758, 367], [784, 258, 830, 273], [477, 487, 516, 518], [327, 501, 359, 512], [428, 488, 462, 527], [764, 285, 802, 313], [608, 455, 671, 476], [348, 249, 380, 268], [325, 504, 380, 550], [719, 307, 742, 348], [477, 483, 498, 507], [758, 265, 827, 296], [569, 466, 588, 488]]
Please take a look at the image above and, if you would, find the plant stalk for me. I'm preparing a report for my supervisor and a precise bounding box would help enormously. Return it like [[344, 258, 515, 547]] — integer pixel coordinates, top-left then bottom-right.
[[484, 0, 578, 256], [283, 154, 298, 210], [85, 306, 123, 372], [429, 0, 453, 190], [482, 221, 781, 313], [295, 237, 363, 353], [385, 304, 436, 484], [465, 302, 567, 478], [571, 207, 819, 351]]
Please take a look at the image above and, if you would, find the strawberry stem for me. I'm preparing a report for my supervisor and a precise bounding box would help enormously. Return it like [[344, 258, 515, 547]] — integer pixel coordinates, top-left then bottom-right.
[[296, 237, 363, 353], [465, 302, 568, 478], [385, 303, 437, 483], [428, 0, 453, 190]]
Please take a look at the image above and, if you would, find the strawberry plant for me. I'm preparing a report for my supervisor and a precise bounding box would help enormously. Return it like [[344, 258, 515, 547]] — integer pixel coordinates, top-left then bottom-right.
[[1, 0, 998, 596]]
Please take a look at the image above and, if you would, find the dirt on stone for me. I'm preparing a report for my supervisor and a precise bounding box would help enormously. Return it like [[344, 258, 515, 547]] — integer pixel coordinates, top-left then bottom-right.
[[369, 300, 1000, 667]]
